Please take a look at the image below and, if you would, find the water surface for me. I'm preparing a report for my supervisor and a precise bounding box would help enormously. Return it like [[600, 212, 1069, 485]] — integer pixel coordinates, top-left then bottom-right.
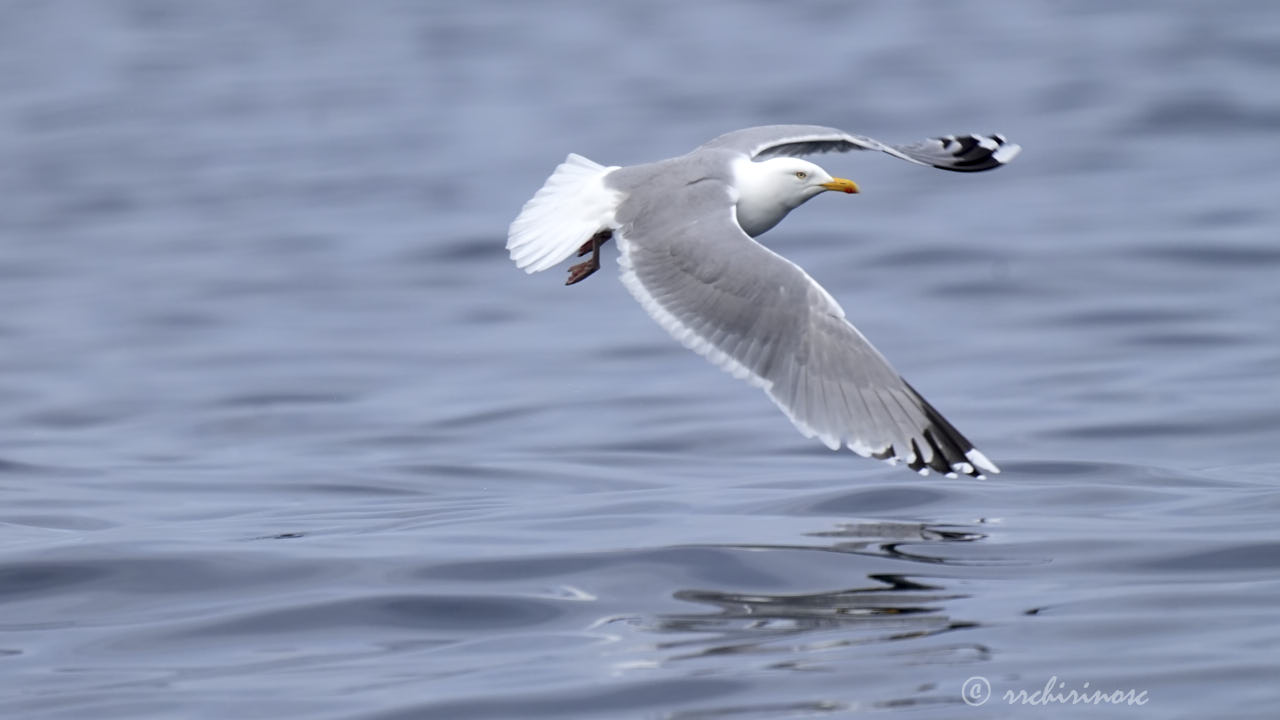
[[2, 2, 1279, 718]]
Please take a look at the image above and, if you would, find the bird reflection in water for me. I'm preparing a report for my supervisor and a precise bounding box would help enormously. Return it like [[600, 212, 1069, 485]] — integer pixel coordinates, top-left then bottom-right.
[[652, 523, 992, 660]]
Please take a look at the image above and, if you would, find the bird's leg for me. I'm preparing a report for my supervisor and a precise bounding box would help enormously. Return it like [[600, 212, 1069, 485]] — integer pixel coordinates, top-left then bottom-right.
[[565, 241, 600, 285], [566, 229, 612, 286], [575, 228, 612, 257]]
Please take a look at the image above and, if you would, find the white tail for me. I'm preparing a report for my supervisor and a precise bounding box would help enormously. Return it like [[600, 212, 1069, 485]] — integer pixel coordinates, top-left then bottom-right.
[[507, 154, 621, 273]]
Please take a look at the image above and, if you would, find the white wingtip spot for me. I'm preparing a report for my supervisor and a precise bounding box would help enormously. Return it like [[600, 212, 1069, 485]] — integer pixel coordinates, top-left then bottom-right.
[[992, 142, 1022, 165], [965, 448, 1000, 476]]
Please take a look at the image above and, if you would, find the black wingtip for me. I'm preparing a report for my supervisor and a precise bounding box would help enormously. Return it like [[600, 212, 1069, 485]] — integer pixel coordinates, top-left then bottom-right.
[[894, 381, 997, 479], [926, 133, 1022, 172]]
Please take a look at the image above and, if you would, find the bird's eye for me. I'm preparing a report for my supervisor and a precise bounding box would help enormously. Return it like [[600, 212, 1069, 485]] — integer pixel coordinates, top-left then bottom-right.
[[794, 171, 807, 179]]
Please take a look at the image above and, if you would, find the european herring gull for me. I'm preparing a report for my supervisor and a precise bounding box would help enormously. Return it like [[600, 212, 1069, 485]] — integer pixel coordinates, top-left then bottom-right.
[[506, 125, 1020, 477]]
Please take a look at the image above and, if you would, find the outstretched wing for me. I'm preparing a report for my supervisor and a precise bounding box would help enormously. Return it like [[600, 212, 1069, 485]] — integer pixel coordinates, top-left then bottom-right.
[[699, 124, 1020, 172], [613, 179, 999, 477]]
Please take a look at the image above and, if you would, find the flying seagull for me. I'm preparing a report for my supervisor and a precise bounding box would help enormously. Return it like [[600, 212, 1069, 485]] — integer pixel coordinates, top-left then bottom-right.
[[506, 125, 1019, 477]]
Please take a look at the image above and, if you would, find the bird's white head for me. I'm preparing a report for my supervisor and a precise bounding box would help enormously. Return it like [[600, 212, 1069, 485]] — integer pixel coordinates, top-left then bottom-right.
[[733, 157, 859, 237]]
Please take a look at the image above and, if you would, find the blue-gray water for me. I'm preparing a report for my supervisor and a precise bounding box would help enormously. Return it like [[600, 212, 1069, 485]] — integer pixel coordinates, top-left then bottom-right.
[[2, 2, 1279, 718]]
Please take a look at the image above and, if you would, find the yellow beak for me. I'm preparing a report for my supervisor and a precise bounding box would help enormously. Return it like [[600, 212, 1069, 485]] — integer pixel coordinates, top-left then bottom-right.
[[821, 177, 860, 194]]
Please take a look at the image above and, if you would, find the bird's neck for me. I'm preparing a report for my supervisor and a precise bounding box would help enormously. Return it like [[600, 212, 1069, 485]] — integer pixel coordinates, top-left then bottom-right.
[[731, 158, 814, 237]]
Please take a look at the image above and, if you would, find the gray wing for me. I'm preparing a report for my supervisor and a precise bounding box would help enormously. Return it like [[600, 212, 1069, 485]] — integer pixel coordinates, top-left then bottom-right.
[[699, 124, 1020, 172], [614, 180, 998, 477]]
